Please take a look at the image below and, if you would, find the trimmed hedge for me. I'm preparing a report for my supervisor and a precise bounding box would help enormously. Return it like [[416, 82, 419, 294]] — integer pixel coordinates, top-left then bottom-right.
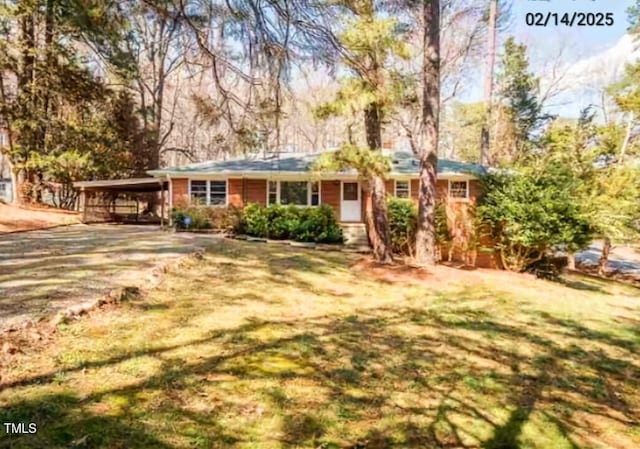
[[243, 204, 343, 244], [387, 197, 450, 256], [387, 198, 417, 255]]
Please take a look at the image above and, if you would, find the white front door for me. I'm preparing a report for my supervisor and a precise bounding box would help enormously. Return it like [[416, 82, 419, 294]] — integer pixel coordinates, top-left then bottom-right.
[[341, 181, 361, 222]]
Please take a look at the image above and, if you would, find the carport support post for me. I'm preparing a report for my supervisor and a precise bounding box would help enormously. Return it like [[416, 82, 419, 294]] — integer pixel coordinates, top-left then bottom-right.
[[81, 188, 87, 223], [160, 180, 165, 228]]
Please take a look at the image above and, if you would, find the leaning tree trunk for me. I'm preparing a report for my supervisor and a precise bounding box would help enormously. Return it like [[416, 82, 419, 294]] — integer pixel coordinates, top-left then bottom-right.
[[415, 0, 440, 265], [598, 237, 611, 275], [364, 103, 392, 263]]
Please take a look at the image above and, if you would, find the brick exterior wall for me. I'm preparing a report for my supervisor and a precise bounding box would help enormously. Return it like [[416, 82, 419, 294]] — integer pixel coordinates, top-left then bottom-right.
[[170, 176, 497, 268], [411, 180, 419, 201], [321, 180, 340, 219], [246, 179, 267, 205], [171, 178, 189, 207], [228, 178, 243, 207]]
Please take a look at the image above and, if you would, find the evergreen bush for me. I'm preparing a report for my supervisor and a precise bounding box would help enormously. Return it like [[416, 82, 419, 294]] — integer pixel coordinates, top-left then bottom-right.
[[242, 204, 343, 244], [478, 170, 592, 272], [387, 197, 451, 257]]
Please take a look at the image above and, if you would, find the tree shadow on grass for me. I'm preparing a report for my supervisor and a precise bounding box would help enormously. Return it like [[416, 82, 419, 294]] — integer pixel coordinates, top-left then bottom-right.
[[1, 249, 639, 448], [556, 278, 604, 293]]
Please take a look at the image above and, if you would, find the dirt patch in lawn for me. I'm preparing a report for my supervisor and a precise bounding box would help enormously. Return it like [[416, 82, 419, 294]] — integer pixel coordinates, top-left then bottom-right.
[[0, 203, 79, 233], [351, 256, 534, 288], [350, 258, 434, 284]]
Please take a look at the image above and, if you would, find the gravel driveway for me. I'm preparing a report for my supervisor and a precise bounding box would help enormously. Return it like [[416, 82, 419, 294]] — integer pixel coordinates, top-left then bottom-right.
[[0, 224, 221, 332]]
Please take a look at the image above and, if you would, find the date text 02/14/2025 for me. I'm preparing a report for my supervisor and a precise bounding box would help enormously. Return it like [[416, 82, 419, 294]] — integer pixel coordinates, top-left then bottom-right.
[[526, 12, 614, 27]]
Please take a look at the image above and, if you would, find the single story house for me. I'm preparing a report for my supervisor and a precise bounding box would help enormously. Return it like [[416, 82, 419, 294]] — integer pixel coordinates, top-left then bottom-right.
[[148, 151, 484, 217], [148, 150, 498, 268]]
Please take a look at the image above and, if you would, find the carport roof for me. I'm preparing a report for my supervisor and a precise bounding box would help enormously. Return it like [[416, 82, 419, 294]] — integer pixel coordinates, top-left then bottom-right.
[[73, 178, 167, 192]]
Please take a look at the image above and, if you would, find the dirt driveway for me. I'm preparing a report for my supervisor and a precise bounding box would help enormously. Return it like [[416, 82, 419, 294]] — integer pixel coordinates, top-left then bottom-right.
[[0, 224, 220, 332]]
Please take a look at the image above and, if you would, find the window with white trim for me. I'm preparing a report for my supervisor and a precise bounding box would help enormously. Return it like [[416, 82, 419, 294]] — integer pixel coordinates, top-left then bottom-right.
[[190, 180, 207, 205], [190, 180, 227, 206], [268, 181, 278, 205], [395, 180, 410, 199], [310, 181, 320, 206], [280, 181, 308, 206], [267, 181, 320, 206], [209, 181, 227, 206], [448, 180, 469, 199]]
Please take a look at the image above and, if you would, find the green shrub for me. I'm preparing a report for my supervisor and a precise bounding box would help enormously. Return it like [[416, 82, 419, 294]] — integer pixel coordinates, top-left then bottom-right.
[[295, 205, 344, 243], [242, 203, 343, 243], [478, 170, 592, 272], [387, 198, 450, 256], [243, 203, 269, 237], [387, 198, 417, 255], [267, 205, 301, 239]]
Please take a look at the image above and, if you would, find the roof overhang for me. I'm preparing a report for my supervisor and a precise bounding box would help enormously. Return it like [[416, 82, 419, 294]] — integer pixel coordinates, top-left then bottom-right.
[[147, 170, 479, 180], [73, 177, 168, 193]]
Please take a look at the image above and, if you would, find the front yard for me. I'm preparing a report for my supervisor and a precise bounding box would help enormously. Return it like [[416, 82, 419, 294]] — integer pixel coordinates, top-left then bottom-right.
[[1, 240, 639, 448]]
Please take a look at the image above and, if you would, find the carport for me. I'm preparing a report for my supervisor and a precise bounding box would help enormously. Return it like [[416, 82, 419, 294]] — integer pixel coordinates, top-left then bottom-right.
[[73, 178, 169, 226]]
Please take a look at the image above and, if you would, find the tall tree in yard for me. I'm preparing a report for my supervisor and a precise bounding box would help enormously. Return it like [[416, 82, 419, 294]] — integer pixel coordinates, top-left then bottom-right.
[[480, 0, 497, 166], [494, 37, 549, 164], [543, 111, 639, 274], [0, 0, 131, 203], [315, 3, 411, 263], [414, 0, 440, 264], [123, 0, 191, 170]]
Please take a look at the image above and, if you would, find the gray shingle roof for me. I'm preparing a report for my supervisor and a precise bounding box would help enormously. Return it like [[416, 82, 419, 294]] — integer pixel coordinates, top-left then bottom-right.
[[148, 151, 486, 177]]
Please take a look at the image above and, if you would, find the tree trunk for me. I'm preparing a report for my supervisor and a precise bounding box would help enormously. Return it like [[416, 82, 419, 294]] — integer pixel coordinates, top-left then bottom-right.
[[10, 168, 20, 204], [619, 113, 633, 163], [14, 168, 26, 204], [598, 237, 611, 275], [370, 176, 392, 263], [364, 103, 392, 263], [480, 0, 497, 166], [567, 253, 576, 271], [415, 0, 440, 265]]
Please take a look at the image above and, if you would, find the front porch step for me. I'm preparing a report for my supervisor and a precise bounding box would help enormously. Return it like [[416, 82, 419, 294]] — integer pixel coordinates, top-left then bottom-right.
[[340, 223, 369, 246]]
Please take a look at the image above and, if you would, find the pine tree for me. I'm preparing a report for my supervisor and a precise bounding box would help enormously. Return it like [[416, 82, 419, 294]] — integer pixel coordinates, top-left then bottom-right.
[[494, 37, 549, 164], [543, 110, 640, 274], [0, 0, 132, 204], [413, 0, 440, 265], [314, 3, 411, 263]]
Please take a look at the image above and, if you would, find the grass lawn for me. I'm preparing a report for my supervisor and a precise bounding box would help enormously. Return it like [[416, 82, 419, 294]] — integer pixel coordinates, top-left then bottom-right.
[[1, 240, 639, 448]]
